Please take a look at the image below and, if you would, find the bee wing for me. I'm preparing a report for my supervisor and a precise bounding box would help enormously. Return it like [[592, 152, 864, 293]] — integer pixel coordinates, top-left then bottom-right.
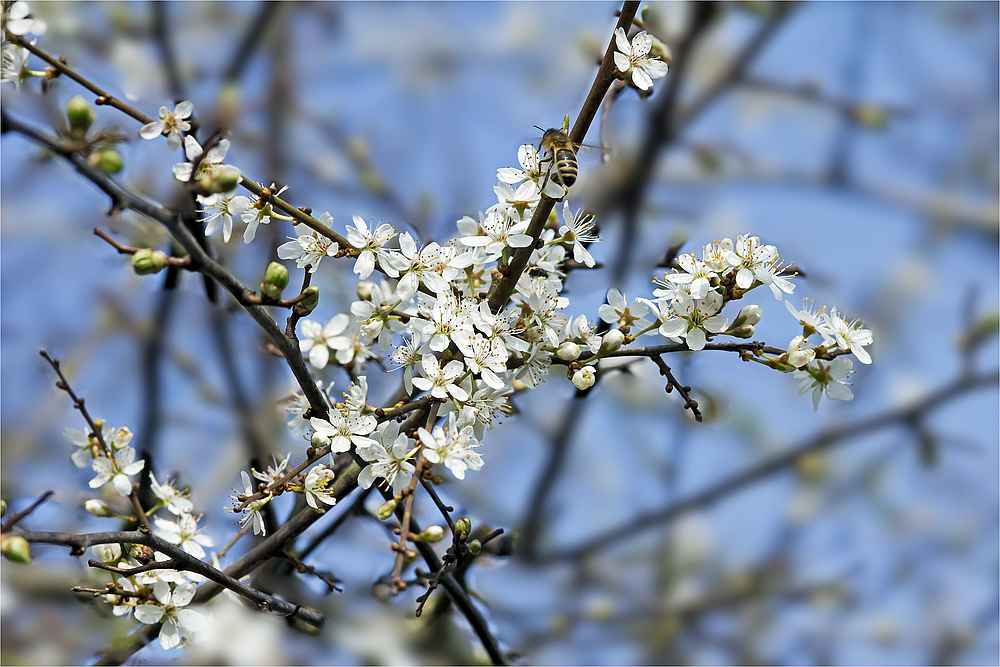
[[574, 143, 613, 162]]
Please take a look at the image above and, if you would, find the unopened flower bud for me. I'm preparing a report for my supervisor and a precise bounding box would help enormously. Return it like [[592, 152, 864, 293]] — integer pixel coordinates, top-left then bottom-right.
[[733, 305, 762, 328], [198, 165, 241, 195], [131, 249, 168, 275], [0, 500, 6, 518], [556, 342, 581, 361], [85, 499, 115, 517], [259, 262, 289, 301], [454, 517, 472, 536], [66, 95, 95, 139], [96, 149, 124, 174], [91, 543, 122, 562], [214, 165, 241, 193], [376, 498, 398, 521], [412, 525, 445, 543], [601, 329, 625, 353], [356, 281, 374, 301], [1, 535, 31, 564], [572, 366, 596, 390], [360, 321, 382, 341], [293, 286, 320, 316], [727, 325, 756, 339], [310, 430, 328, 449], [467, 539, 482, 555]]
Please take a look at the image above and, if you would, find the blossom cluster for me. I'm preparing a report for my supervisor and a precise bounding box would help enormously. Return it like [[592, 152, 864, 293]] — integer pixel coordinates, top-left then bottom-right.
[[17, 4, 876, 655], [65, 419, 210, 649]]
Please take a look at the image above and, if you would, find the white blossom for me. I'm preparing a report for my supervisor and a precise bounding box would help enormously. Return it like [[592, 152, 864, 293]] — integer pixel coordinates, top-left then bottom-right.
[[614, 28, 668, 91], [139, 101, 193, 151]]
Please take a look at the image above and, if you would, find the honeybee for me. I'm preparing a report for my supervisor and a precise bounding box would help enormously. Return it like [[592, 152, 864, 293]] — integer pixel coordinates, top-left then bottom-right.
[[538, 128, 580, 190]]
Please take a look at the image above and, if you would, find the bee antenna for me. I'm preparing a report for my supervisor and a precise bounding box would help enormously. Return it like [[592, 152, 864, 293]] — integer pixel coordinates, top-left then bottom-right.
[[533, 125, 545, 133]]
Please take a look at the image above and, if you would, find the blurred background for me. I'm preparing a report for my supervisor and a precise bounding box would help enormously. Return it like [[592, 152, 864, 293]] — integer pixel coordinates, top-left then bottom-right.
[[1, 2, 997, 664]]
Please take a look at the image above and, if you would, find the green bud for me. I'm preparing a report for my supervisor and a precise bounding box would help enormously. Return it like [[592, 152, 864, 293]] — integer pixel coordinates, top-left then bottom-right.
[[96, 149, 124, 174], [66, 95, 95, 139], [412, 525, 445, 543], [198, 165, 241, 195], [131, 249, 168, 275], [1, 534, 31, 564], [454, 517, 472, 536], [260, 262, 289, 301], [214, 165, 241, 193], [293, 286, 320, 316], [852, 105, 889, 130], [84, 499, 115, 517], [0, 499, 6, 517], [727, 324, 756, 339], [467, 539, 482, 556], [648, 35, 671, 65], [376, 498, 398, 521], [560, 114, 570, 134]]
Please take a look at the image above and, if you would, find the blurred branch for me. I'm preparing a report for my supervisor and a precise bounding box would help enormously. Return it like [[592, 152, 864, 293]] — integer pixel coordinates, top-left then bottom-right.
[[540, 368, 999, 562], [222, 1, 280, 83]]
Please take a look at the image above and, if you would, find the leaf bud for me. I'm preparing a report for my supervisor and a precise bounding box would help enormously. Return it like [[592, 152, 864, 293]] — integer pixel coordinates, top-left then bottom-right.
[[454, 517, 472, 537], [412, 525, 445, 543], [601, 329, 625, 353], [85, 499, 115, 517], [467, 539, 482, 556], [572, 366, 596, 390], [1, 534, 31, 564], [131, 249, 168, 275], [556, 341, 581, 361], [376, 498, 398, 521], [293, 286, 320, 316], [66, 95, 95, 139], [259, 262, 289, 301]]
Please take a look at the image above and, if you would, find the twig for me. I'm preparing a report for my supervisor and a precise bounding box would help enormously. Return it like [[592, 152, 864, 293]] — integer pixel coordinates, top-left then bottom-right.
[[93, 228, 191, 267], [6, 34, 153, 125], [9, 526, 325, 627], [1, 491, 55, 531], [650, 354, 702, 422], [487, 1, 641, 313]]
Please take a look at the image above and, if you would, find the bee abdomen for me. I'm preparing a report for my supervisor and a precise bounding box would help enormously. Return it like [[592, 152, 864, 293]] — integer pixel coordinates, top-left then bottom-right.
[[553, 148, 578, 187]]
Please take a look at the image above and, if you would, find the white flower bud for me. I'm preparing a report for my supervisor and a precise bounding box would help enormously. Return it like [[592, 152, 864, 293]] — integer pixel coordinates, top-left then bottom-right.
[[601, 329, 625, 352], [84, 499, 115, 517], [412, 525, 445, 543], [735, 304, 762, 327], [572, 366, 596, 390], [311, 431, 328, 448], [376, 498, 398, 521], [92, 543, 122, 562], [556, 342, 581, 361]]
